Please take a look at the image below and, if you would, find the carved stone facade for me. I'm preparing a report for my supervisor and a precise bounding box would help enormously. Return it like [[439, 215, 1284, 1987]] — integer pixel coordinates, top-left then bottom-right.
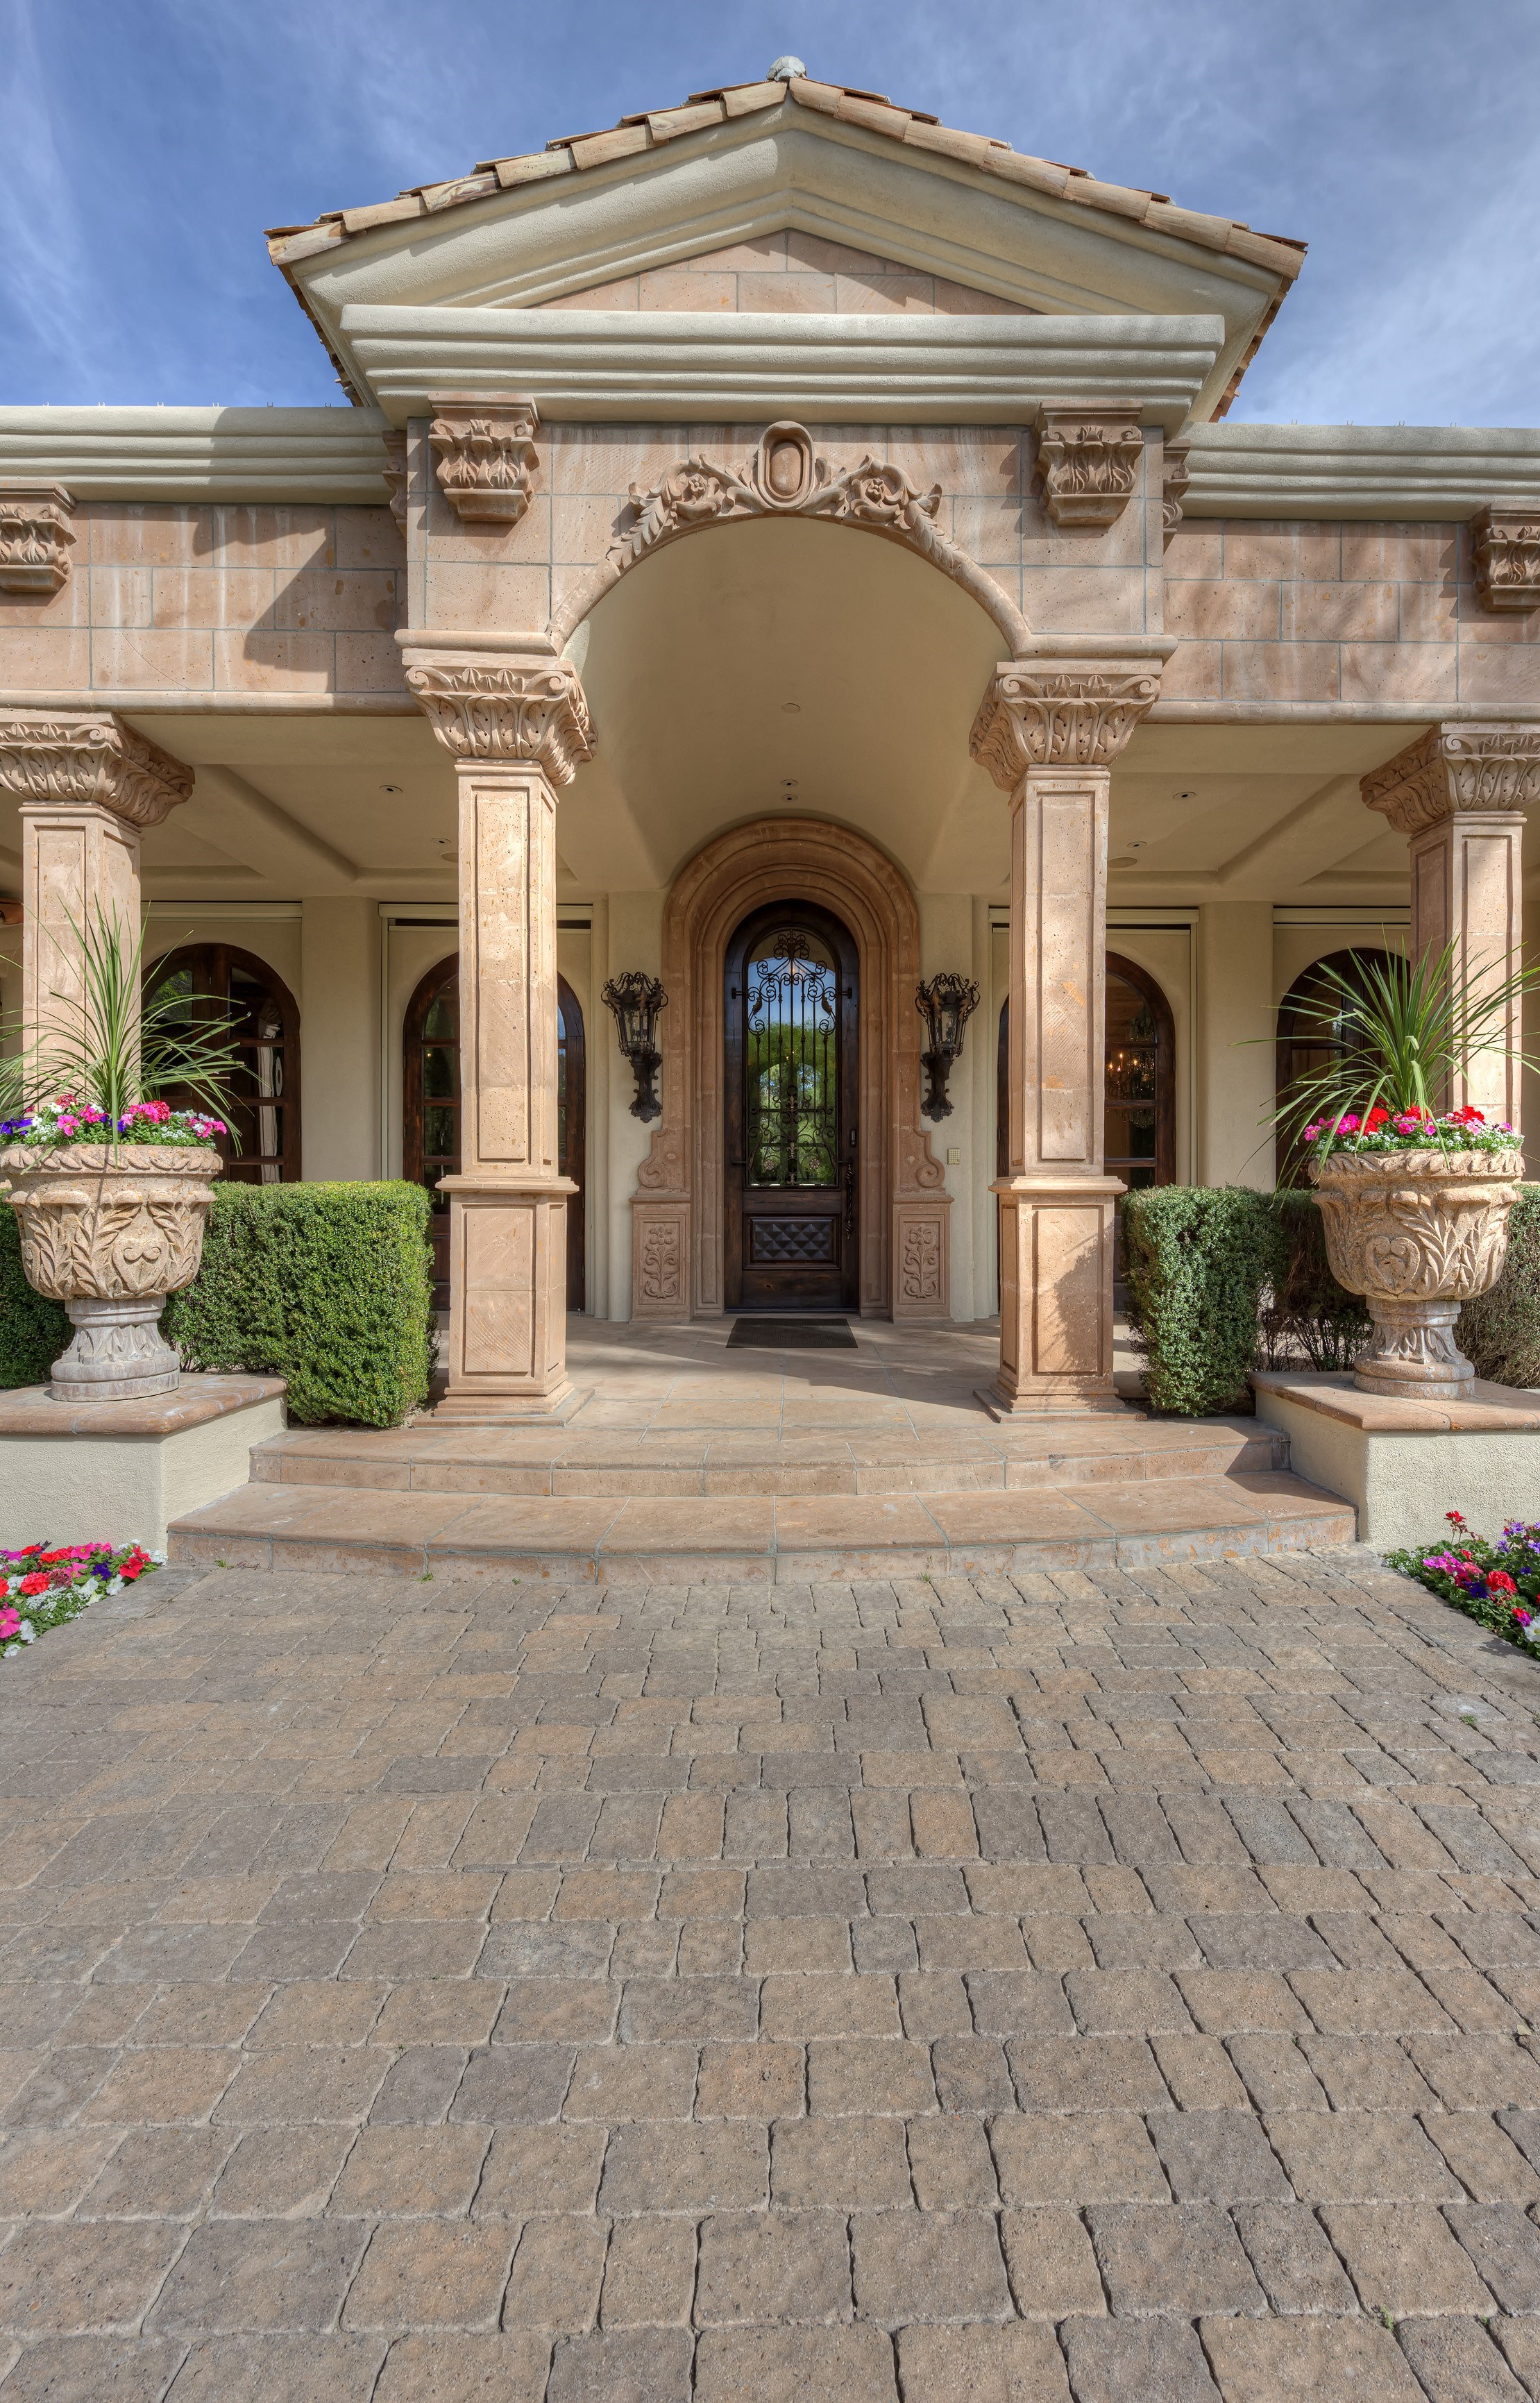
[[1160, 442, 1190, 546], [401, 655, 594, 781], [0, 711, 194, 827], [381, 431, 410, 529], [970, 659, 1164, 779], [1313, 1146, 1526, 1400], [1471, 505, 1540, 614], [549, 420, 1030, 651], [428, 398, 540, 525], [1034, 407, 1144, 530], [1361, 722, 1540, 834], [632, 818, 949, 1324], [0, 482, 75, 596]]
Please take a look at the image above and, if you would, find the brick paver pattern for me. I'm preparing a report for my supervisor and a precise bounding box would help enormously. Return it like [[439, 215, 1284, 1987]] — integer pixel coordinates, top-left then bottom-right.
[[5, 1550, 1540, 2400]]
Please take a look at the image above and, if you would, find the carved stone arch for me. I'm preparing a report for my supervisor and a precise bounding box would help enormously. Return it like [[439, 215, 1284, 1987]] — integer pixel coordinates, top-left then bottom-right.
[[548, 421, 1031, 654], [631, 818, 951, 1323]]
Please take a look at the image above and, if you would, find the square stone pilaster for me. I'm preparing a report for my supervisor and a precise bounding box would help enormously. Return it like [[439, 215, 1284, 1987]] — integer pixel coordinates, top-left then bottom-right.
[[970, 649, 1166, 1416], [0, 711, 194, 1047], [1362, 723, 1540, 1132], [402, 638, 593, 1422]]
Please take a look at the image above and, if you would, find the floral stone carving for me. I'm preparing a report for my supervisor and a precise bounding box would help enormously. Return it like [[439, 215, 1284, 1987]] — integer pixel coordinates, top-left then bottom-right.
[[2, 1144, 221, 1402], [1035, 408, 1144, 530], [1471, 506, 1540, 614], [1311, 1146, 1525, 1401], [429, 399, 539, 525], [0, 483, 76, 596]]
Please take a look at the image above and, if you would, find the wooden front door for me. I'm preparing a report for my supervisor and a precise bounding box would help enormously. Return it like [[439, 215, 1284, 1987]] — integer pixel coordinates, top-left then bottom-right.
[[725, 902, 859, 1313]]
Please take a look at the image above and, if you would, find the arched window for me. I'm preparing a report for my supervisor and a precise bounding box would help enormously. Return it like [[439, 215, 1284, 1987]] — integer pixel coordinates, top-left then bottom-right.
[[144, 943, 300, 1184], [404, 957, 585, 1313], [1276, 947, 1397, 1187]]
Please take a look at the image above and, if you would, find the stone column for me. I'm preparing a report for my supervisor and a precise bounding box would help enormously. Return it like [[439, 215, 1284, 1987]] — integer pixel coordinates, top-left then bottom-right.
[[1362, 724, 1540, 1133], [0, 711, 193, 1054], [403, 645, 593, 1422], [970, 656, 1162, 1415]]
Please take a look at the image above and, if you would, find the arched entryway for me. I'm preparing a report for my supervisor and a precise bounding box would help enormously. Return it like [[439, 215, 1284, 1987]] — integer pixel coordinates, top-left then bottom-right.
[[145, 942, 301, 1185], [725, 900, 860, 1313], [1276, 946, 1396, 1188], [405, 955, 586, 1312], [632, 818, 949, 1322]]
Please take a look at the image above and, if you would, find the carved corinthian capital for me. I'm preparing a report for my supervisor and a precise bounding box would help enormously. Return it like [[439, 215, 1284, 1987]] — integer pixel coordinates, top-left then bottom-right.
[[0, 482, 76, 596], [403, 654, 595, 785], [1035, 407, 1144, 530], [970, 659, 1162, 787], [430, 398, 539, 525], [0, 711, 194, 826], [1361, 722, 1540, 835]]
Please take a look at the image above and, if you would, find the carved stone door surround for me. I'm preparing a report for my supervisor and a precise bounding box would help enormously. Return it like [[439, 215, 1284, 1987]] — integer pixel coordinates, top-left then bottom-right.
[[630, 818, 950, 1322]]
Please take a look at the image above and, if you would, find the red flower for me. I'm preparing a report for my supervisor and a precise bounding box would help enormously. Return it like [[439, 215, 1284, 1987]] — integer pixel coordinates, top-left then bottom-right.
[[17, 1572, 49, 1596], [1447, 1511, 1466, 1526], [1490, 1571, 1519, 1596], [37, 1549, 69, 1565], [1364, 1108, 1390, 1131], [1449, 1104, 1486, 1126]]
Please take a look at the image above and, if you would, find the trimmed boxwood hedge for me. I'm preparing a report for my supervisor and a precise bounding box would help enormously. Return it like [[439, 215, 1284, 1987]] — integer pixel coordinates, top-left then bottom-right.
[[1124, 1179, 1540, 1416], [0, 1179, 433, 1425], [164, 1181, 434, 1426]]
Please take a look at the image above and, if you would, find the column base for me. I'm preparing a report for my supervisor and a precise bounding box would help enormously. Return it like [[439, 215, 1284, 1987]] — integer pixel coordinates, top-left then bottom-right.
[[438, 1175, 579, 1419], [988, 1172, 1126, 1419]]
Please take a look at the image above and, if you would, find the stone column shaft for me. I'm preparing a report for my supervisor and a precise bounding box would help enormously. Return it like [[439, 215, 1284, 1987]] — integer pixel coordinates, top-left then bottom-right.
[[0, 712, 193, 1063], [403, 646, 593, 1422], [970, 656, 1162, 1416], [1363, 723, 1540, 1135]]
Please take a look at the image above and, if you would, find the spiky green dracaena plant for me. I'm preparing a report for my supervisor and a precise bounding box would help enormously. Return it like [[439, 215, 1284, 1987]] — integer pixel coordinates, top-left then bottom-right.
[[1261, 941, 1540, 1159]]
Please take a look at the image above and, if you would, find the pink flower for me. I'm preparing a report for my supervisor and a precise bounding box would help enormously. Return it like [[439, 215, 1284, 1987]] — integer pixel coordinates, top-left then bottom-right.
[[0, 1608, 18, 1639], [1335, 1115, 1361, 1135]]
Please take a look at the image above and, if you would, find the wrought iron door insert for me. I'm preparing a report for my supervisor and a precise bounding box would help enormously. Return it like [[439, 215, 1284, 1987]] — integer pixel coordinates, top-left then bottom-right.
[[725, 901, 859, 1312]]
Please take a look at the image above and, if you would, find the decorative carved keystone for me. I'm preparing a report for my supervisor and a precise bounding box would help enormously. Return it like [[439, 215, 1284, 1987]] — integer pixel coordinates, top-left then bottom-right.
[[1471, 505, 1540, 614], [0, 482, 76, 596], [1161, 443, 1190, 547], [402, 655, 594, 782], [970, 658, 1162, 783], [1035, 407, 1144, 530], [1360, 722, 1540, 834], [381, 431, 409, 530], [0, 711, 194, 826], [429, 398, 539, 525]]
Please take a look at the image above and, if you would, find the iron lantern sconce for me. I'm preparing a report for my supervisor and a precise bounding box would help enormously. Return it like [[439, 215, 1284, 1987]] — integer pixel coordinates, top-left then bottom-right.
[[915, 973, 979, 1121], [602, 972, 668, 1122]]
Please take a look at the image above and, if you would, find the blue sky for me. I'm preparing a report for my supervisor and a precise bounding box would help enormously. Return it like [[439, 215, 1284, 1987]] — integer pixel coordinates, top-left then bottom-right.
[[4, 0, 1539, 425]]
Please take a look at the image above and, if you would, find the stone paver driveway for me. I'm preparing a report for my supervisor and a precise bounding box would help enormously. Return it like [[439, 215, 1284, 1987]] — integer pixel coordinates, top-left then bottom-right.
[[6, 1551, 1540, 2400]]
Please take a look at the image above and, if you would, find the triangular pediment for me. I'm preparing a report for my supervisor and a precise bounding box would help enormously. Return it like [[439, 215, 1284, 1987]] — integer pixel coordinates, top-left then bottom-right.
[[274, 81, 1301, 422]]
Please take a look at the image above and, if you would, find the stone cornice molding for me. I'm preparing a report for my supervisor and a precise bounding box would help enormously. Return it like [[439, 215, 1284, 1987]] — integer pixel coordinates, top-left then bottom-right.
[[548, 420, 1030, 652], [401, 651, 594, 783], [970, 653, 1166, 786], [1182, 424, 1540, 522], [1471, 507, 1540, 615], [1361, 723, 1540, 835], [0, 482, 75, 596], [429, 397, 539, 525], [0, 407, 394, 505], [0, 711, 194, 827], [1035, 407, 1144, 530]]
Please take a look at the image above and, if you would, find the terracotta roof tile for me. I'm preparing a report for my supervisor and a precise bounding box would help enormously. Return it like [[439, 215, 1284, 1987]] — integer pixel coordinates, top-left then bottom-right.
[[264, 71, 1307, 301]]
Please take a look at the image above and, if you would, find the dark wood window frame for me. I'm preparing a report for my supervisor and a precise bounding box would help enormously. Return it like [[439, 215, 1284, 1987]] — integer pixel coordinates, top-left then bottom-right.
[[144, 941, 301, 1185], [996, 952, 1175, 1186], [1275, 945, 1396, 1188]]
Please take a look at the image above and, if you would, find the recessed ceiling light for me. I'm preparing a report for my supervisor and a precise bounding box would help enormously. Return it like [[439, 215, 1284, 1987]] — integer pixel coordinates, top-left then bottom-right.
[[1173, 789, 1196, 801], [781, 778, 799, 789], [781, 702, 800, 714], [380, 782, 403, 793]]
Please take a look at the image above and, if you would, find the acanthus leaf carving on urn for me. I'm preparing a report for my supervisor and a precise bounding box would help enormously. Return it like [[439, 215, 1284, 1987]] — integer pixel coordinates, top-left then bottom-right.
[[1035, 407, 1144, 530], [429, 398, 540, 525], [402, 656, 595, 785], [548, 422, 1029, 654], [0, 711, 194, 827], [1471, 505, 1540, 614], [1360, 723, 1540, 835], [969, 659, 1162, 786], [0, 482, 76, 596], [1, 1146, 221, 1303]]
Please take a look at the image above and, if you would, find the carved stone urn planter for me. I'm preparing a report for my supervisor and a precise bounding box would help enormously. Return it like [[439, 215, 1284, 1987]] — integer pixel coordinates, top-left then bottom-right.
[[1311, 1146, 1525, 1401], [1, 1144, 221, 1403]]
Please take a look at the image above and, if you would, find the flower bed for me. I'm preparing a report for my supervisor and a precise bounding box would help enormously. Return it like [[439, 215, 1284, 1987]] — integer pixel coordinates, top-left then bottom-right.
[[0, 1095, 226, 1149], [1304, 1103, 1517, 1158], [0, 1542, 162, 1660], [1387, 1511, 1540, 1656]]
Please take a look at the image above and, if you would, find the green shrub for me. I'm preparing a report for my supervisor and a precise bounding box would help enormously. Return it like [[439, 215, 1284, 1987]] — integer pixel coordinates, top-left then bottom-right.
[[1260, 1191, 1372, 1373], [164, 1181, 433, 1426], [1458, 1183, 1540, 1390], [0, 1209, 70, 1389], [1123, 1187, 1286, 1415]]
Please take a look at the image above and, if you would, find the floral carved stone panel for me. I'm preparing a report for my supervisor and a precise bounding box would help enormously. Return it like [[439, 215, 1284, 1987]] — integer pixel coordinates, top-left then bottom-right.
[[0, 483, 75, 596], [430, 399, 540, 525]]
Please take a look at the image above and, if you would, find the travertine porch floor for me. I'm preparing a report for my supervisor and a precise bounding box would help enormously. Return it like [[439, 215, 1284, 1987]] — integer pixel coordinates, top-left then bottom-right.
[[5, 1551, 1540, 2399], [170, 1322, 1356, 1580]]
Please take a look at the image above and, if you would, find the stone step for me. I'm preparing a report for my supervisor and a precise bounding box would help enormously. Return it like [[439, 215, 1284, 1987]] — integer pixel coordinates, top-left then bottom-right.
[[246, 1420, 1288, 1500], [168, 1469, 1355, 1583]]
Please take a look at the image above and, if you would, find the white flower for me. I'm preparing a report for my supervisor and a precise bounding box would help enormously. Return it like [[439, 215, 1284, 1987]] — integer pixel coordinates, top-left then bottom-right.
[[17, 1622, 35, 1642], [105, 1578, 124, 1595], [150, 1549, 167, 1565], [1, 1642, 19, 1659]]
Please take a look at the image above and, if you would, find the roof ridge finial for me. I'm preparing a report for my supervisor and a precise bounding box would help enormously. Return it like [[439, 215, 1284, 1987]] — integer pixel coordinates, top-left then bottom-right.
[[767, 56, 806, 81]]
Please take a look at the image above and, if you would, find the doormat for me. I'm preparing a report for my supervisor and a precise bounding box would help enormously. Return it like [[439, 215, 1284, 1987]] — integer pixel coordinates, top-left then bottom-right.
[[727, 1318, 858, 1349]]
